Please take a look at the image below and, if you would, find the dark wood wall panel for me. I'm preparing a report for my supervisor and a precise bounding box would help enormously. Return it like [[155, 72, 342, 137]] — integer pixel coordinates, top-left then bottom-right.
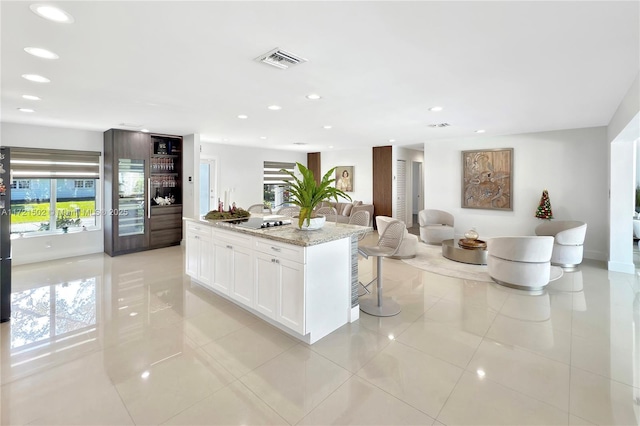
[[372, 146, 393, 222], [307, 152, 321, 185]]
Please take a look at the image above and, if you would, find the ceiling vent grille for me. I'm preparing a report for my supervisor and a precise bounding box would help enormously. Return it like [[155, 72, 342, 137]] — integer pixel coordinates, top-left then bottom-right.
[[428, 123, 451, 128], [255, 48, 308, 69]]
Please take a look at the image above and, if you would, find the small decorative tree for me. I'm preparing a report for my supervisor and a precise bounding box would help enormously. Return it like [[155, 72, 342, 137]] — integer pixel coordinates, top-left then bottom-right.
[[535, 189, 553, 220]]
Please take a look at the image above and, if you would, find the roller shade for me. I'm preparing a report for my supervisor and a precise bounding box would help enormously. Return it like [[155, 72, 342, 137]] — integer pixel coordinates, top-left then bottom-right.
[[10, 147, 101, 179], [263, 161, 295, 185]]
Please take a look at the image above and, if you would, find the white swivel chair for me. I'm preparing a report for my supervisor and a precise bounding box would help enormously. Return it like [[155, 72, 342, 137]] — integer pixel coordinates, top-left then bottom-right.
[[358, 219, 405, 317], [487, 236, 555, 292], [418, 209, 454, 245], [534, 220, 587, 269], [376, 216, 417, 259]]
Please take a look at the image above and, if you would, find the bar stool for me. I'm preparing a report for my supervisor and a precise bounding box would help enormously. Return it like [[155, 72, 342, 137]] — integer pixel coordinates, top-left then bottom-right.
[[358, 219, 405, 317]]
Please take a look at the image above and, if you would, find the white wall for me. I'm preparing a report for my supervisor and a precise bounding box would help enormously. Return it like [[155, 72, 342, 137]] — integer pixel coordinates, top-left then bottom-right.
[[0, 122, 105, 265], [320, 148, 373, 204], [423, 126, 608, 261], [199, 143, 306, 214]]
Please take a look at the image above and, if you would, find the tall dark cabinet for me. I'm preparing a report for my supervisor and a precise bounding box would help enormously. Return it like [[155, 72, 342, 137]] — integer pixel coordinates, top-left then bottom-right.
[[104, 129, 183, 256]]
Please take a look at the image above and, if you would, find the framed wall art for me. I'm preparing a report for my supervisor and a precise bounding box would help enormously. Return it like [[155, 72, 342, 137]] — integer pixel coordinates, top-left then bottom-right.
[[335, 166, 354, 192], [461, 148, 513, 210]]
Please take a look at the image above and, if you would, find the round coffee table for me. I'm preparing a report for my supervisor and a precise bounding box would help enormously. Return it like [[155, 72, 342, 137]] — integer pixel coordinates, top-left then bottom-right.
[[442, 239, 487, 265]]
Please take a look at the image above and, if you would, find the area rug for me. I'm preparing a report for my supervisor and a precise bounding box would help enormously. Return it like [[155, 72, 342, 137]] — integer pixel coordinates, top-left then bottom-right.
[[401, 243, 564, 284], [401, 243, 493, 282]]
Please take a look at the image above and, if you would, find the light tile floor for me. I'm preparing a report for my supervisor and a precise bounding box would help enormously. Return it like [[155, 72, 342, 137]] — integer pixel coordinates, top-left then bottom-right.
[[1, 235, 639, 425]]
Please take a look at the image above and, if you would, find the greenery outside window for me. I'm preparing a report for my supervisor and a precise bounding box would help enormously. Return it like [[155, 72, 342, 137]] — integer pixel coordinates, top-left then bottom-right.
[[9, 147, 101, 235]]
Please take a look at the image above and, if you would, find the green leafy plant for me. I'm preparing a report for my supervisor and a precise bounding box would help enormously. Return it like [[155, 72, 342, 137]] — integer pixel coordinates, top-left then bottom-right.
[[636, 186, 640, 213], [281, 162, 351, 228]]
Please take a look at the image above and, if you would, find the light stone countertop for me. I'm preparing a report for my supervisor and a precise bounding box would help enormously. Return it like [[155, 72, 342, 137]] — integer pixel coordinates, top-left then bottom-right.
[[184, 217, 371, 247]]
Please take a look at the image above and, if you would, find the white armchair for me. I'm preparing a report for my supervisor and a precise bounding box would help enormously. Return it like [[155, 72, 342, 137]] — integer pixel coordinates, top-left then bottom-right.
[[487, 236, 555, 291], [418, 209, 454, 245], [534, 220, 587, 269], [376, 216, 417, 259]]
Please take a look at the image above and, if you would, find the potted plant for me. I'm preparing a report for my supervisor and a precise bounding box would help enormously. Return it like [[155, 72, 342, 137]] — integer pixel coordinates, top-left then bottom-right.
[[281, 162, 351, 229]]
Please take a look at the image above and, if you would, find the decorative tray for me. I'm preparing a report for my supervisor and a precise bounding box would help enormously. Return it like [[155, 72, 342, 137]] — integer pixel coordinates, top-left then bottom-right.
[[458, 239, 487, 250]]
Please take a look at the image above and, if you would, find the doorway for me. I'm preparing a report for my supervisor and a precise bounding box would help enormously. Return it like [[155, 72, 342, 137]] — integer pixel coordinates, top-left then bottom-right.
[[199, 157, 217, 217], [412, 161, 423, 227]]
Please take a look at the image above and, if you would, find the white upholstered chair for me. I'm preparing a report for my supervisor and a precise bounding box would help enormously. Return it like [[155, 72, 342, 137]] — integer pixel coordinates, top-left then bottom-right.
[[534, 220, 587, 269], [487, 236, 555, 291], [376, 216, 417, 259], [418, 209, 454, 245]]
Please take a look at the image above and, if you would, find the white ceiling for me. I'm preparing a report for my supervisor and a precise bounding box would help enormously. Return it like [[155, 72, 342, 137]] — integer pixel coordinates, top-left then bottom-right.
[[1, 1, 638, 152]]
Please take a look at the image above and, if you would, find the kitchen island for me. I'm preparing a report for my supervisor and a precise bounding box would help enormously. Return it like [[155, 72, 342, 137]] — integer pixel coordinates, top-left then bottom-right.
[[184, 217, 371, 344]]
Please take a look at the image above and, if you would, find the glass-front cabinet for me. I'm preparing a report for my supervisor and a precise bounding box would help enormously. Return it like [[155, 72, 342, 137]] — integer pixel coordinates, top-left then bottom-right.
[[117, 159, 145, 236], [104, 129, 183, 256]]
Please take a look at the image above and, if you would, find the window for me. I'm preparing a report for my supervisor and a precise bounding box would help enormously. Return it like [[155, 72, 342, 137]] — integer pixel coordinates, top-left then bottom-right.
[[263, 161, 295, 210], [10, 148, 101, 235]]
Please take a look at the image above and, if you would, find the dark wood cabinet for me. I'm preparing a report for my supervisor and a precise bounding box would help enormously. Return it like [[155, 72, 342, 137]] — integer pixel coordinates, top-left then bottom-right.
[[104, 129, 183, 256]]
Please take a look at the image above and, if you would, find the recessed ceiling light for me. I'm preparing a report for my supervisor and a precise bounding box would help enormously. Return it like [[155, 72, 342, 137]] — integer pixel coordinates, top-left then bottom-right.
[[323, 125, 332, 129], [18, 108, 35, 113], [475, 129, 486, 133], [388, 139, 396, 143], [306, 93, 321, 100], [24, 47, 59, 59], [267, 105, 282, 110], [129, 312, 138, 317], [22, 74, 50, 83], [237, 114, 248, 119], [30, 4, 75, 23], [259, 136, 268, 140], [140, 371, 150, 379], [328, 145, 334, 149], [429, 106, 443, 112], [140, 129, 150, 133], [222, 138, 229, 142], [22, 94, 41, 101]]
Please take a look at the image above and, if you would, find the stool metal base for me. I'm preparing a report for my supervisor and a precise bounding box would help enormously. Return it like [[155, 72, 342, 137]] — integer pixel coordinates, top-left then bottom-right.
[[359, 297, 401, 317]]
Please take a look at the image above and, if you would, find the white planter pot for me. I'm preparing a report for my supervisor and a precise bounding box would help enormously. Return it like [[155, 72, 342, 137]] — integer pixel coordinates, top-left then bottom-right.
[[295, 215, 326, 230]]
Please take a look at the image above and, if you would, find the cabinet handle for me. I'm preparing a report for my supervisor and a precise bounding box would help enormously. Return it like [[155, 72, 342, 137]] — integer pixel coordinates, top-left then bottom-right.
[[274, 259, 280, 264], [270, 246, 281, 252], [147, 178, 151, 219], [226, 245, 233, 249], [194, 235, 199, 240]]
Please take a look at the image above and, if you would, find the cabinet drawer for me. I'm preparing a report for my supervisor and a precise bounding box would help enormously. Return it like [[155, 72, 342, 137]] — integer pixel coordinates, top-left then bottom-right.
[[151, 205, 182, 216], [214, 229, 252, 248], [151, 213, 181, 230], [150, 228, 182, 247], [254, 240, 305, 264], [186, 221, 213, 237]]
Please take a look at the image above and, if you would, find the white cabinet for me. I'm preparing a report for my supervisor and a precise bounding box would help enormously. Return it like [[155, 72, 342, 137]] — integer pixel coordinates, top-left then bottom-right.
[[185, 223, 213, 287], [184, 218, 354, 344], [213, 229, 254, 306], [254, 241, 305, 335]]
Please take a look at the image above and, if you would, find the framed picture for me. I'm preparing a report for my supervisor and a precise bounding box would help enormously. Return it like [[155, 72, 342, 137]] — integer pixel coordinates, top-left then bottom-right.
[[335, 166, 354, 192], [461, 148, 513, 210]]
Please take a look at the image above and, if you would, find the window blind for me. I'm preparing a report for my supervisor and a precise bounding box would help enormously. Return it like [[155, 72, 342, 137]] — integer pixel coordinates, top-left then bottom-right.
[[263, 161, 295, 185], [9, 147, 101, 179]]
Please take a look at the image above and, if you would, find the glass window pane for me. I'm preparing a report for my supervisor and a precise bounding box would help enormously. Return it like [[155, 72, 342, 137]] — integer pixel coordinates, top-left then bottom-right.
[[56, 178, 97, 229], [11, 179, 52, 234]]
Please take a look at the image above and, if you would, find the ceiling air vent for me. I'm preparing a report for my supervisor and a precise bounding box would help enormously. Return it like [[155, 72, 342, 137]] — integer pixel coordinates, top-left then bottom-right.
[[428, 123, 452, 128], [255, 48, 308, 70]]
